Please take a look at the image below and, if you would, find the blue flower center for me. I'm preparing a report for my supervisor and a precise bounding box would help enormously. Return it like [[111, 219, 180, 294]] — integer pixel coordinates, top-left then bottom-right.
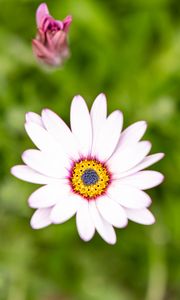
[[81, 169, 99, 186]]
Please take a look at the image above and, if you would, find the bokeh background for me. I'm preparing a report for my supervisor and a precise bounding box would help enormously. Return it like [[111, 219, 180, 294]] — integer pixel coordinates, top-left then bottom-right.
[[0, 0, 180, 299]]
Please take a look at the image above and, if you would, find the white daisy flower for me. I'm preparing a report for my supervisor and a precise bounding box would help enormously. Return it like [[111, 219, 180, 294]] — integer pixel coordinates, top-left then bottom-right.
[[11, 94, 164, 244]]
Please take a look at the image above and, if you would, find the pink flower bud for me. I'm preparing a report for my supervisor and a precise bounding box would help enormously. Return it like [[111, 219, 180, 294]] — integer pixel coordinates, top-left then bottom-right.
[[32, 3, 72, 68]]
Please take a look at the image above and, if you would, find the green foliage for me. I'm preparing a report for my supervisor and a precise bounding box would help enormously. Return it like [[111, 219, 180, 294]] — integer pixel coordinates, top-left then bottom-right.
[[0, 0, 179, 299]]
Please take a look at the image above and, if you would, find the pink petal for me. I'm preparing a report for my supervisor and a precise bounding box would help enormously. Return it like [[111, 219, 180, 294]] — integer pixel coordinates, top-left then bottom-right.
[[35, 29, 46, 43], [36, 3, 49, 28], [51, 31, 66, 50], [63, 15, 72, 32], [32, 39, 54, 61]]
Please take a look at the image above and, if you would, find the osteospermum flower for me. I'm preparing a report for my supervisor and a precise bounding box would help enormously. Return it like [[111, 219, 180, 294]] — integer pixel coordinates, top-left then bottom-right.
[[32, 3, 72, 67], [11, 94, 164, 244]]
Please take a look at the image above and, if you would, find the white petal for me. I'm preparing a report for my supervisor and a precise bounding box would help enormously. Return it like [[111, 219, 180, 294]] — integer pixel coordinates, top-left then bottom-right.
[[116, 121, 147, 151], [108, 141, 151, 175], [25, 122, 66, 155], [117, 171, 164, 190], [28, 182, 70, 208], [70, 95, 92, 156], [117, 153, 165, 178], [91, 110, 123, 161], [90, 93, 107, 151], [41, 109, 79, 159], [126, 208, 155, 225], [96, 195, 128, 228], [22, 149, 69, 178], [108, 184, 151, 209], [89, 201, 116, 244], [11, 165, 55, 184], [76, 200, 95, 241], [50, 194, 81, 224], [30, 208, 52, 229], [25, 112, 44, 127]]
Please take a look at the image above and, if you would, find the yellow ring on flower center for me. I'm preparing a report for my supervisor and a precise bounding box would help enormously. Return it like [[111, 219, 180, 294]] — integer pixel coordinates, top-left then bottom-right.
[[70, 159, 110, 199]]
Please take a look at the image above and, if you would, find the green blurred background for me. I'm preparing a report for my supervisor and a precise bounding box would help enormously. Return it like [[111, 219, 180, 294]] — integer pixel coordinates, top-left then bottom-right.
[[0, 0, 180, 299]]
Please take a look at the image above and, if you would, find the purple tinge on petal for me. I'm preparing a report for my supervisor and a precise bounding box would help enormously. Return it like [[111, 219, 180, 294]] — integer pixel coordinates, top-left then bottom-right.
[[32, 39, 61, 66], [63, 15, 72, 32], [32, 39, 51, 57], [36, 3, 50, 28], [43, 18, 64, 32], [51, 31, 66, 50]]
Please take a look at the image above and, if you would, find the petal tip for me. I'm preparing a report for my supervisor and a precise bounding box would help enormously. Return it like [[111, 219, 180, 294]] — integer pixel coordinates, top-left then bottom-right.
[[146, 140, 152, 147], [140, 120, 147, 126], [64, 15, 73, 23], [28, 196, 35, 208], [36, 3, 50, 28], [36, 3, 49, 16], [72, 95, 84, 102], [140, 120, 148, 131], [30, 222, 40, 230], [21, 150, 27, 160], [151, 216, 156, 225], [98, 92, 106, 98], [80, 235, 93, 242], [159, 173, 165, 184], [25, 112, 31, 122], [115, 109, 123, 120], [160, 152, 165, 159], [25, 112, 36, 123], [30, 218, 39, 229], [10, 166, 16, 176], [142, 140, 152, 153], [145, 214, 156, 225], [122, 219, 129, 228], [146, 195, 152, 207], [95, 93, 107, 102], [108, 238, 117, 245], [41, 108, 51, 116]]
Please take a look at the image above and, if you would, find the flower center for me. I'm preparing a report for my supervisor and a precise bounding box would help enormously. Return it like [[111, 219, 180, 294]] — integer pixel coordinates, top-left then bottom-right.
[[70, 159, 110, 199], [47, 22, 61, 31], [81, 169, 99, 185], [43, 17, 63, 32]]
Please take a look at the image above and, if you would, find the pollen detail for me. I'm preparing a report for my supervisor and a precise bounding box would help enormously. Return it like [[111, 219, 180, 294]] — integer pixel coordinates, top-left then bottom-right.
[[70, 159, 110, 199]]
